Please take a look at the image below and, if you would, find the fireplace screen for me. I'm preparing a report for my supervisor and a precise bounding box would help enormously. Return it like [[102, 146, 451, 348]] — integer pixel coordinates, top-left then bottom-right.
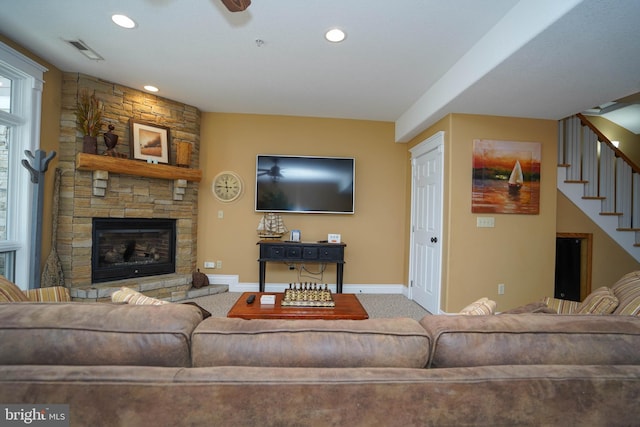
[[92, 218, 176, 283]]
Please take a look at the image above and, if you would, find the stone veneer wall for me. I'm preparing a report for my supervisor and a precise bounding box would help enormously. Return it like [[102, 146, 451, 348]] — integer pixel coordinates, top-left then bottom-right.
[[57, 73, 200, 290]]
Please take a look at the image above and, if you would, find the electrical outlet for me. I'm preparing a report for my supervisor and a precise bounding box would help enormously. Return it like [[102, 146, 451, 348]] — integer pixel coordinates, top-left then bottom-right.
[[498, 283, 505, 295], [204, 261, 215, 269], [216, 260, 222, 269]]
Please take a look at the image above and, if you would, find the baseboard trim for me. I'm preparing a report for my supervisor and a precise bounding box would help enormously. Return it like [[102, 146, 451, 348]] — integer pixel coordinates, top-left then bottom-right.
[[206, 274, 239, 289]]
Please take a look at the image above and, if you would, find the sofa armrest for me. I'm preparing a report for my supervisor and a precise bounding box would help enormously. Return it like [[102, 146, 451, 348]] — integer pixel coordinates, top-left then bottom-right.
[[23, 286, 71, 302]]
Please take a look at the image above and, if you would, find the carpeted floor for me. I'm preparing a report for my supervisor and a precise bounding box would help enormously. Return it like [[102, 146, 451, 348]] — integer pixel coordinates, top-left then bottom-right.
[[185, 292, 430, 320]]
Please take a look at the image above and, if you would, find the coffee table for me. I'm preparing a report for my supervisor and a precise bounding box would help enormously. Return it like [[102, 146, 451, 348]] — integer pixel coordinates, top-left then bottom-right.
[[227, 292, 369, 320]]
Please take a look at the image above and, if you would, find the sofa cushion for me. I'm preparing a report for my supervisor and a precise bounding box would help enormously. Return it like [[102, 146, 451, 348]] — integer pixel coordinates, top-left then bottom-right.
[[576, 286, 618, 314], [459, 297, 496, 315], [192, 317, 431, 368], [419, 314, 640, 368], [0, 302, 203, 367], [610, 271, 640, 316], [111, 286, 170, 305], [499, 302, 557, 314], [0, 276, 29, 302]]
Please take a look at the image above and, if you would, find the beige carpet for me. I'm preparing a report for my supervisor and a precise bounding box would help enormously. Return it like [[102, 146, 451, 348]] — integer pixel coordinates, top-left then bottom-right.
[[185, 292, 430, 320]]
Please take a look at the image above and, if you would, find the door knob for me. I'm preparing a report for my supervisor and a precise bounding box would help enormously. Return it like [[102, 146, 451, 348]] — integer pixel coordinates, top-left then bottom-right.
[[430, 237, 438, 243]]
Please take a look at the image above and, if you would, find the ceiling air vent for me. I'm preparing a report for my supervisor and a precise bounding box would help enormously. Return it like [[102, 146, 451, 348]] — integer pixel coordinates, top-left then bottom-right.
[[66, 39, 103, 61]]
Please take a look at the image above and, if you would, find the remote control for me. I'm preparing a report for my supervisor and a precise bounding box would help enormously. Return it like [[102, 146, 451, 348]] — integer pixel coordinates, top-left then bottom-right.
[[246, 294, 256, 304]]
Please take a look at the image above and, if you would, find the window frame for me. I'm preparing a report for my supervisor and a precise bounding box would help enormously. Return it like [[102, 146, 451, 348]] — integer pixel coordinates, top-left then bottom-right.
[[0, 42, 47, 288]]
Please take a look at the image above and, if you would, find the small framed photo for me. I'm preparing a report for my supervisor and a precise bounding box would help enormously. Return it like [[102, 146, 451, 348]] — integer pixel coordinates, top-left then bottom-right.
[[290, 230, 301, 242], [328, 233, 341, 243], [130, 119, 171, 164]]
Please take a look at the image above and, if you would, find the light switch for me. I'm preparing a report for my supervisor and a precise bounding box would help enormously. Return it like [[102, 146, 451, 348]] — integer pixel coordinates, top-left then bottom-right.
[[476, 217, 495, 228]]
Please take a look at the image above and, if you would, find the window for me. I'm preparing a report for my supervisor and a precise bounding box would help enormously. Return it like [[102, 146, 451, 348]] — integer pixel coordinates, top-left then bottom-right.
[[0, 122, 14, 279], [0, 42, 47, 288]]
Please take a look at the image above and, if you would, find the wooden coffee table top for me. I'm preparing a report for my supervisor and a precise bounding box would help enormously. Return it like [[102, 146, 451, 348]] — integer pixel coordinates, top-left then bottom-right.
[[227, 292, 369, 320]]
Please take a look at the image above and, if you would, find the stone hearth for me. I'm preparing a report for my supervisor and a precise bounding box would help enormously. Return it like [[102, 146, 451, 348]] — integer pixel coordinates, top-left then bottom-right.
[[69, 273, 228, 303]]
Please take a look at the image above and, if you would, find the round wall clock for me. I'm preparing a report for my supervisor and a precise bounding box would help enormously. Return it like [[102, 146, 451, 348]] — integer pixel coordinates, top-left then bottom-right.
[[212, 171, 244, 202]]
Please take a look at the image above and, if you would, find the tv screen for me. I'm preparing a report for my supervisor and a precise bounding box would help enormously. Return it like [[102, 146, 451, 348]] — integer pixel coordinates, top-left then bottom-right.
[[255, 155, 355, 214]]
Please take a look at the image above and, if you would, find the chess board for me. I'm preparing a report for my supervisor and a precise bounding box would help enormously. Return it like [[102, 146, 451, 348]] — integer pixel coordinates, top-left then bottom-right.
[[281, 283, 335, 307]]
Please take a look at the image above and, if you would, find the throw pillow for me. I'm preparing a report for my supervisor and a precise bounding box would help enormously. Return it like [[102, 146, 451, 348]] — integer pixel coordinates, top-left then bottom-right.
[[576, 286, 619, 314], [609, 271, 640, 315], [541, 296, 580, 314], [23, 286, 71, 302], [459, 297, 496, 315], [192, 269, 209, 289], [111, 287, 169, 305], [0, 275, 30, 302]]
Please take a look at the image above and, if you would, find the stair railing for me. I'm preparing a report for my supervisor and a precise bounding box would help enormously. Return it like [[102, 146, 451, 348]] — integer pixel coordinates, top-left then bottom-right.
[[558, 113, 640, 241]]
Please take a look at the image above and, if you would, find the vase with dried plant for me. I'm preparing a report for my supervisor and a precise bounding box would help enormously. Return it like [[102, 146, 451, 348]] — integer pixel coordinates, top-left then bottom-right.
[[75, 89, 103, 154]]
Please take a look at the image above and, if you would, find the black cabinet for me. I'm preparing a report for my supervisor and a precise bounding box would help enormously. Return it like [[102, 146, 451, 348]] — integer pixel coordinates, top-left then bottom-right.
[[258, 240, 346, 292]]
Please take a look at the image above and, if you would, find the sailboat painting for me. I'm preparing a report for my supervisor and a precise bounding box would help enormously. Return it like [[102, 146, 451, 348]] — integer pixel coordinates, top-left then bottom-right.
[[472, 139, 541, 214], [508, 160, 524, 194]]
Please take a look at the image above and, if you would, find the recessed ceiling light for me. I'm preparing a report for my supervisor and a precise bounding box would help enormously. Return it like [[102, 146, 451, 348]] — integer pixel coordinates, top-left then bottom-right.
[[144, 85, 159, 93], [112, 14, 136, 29], [325, 28, 346, 43]]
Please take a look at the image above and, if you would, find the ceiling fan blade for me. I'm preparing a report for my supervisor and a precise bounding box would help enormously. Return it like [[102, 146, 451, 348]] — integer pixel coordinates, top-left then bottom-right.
[[220, 0, 251, 12]]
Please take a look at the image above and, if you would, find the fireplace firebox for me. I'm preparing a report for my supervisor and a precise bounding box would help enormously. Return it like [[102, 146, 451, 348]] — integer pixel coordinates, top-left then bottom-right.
[[92, 218, 176, 283]]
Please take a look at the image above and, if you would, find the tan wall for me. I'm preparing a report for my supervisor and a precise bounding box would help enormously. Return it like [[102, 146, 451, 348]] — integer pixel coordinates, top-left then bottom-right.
[[407, 114, 558, 312], [198, 113, 407, 286], [556, 192, 640, 287], [0, 35, 62, 273]]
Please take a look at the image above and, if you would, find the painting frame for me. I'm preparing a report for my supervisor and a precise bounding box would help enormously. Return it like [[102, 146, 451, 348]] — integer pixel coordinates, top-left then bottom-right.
[[472, 139, 541, 215], [129, 119, 171, 164]]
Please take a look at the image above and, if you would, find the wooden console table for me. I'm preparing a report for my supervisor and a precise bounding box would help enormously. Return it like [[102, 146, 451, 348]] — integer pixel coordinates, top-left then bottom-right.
[[257, 240, 346, 293]]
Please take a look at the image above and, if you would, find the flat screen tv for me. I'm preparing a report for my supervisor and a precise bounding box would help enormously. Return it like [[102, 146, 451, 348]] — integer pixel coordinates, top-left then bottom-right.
[[255, 155, 355, 214]]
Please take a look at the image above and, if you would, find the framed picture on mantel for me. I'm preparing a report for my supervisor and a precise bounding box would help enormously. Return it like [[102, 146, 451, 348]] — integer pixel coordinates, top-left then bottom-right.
[[130, 119, 171, 164]]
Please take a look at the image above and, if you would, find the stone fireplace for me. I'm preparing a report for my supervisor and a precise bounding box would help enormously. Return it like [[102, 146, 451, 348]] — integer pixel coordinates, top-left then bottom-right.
[[56, 73, 202, 301], [92, 218, 176, 283]]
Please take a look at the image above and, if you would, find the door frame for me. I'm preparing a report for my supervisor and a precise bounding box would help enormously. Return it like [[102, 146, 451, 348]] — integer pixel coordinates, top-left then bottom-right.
[[556, 232, 592, 300], [408, 131, 444, 313]]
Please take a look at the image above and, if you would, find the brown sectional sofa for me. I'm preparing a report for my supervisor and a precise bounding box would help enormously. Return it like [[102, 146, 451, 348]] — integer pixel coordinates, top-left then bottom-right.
[[0, 302, 639, 426]]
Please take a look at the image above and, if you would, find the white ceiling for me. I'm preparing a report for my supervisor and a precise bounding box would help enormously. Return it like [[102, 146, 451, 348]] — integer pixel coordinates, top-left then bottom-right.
[[582, 92, 640, 135], [0, 0, 639, 141]]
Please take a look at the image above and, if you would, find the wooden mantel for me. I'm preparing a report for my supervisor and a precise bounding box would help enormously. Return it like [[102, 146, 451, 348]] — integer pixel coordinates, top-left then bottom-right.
[[76, 153, 202, 182]]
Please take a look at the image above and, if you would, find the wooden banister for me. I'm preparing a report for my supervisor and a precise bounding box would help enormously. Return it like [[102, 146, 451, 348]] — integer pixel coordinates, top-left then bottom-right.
[[577, 113, 640, 174]]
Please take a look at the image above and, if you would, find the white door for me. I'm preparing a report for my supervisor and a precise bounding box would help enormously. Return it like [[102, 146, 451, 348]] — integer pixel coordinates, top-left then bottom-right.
[[409, 132, 444, 314]]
